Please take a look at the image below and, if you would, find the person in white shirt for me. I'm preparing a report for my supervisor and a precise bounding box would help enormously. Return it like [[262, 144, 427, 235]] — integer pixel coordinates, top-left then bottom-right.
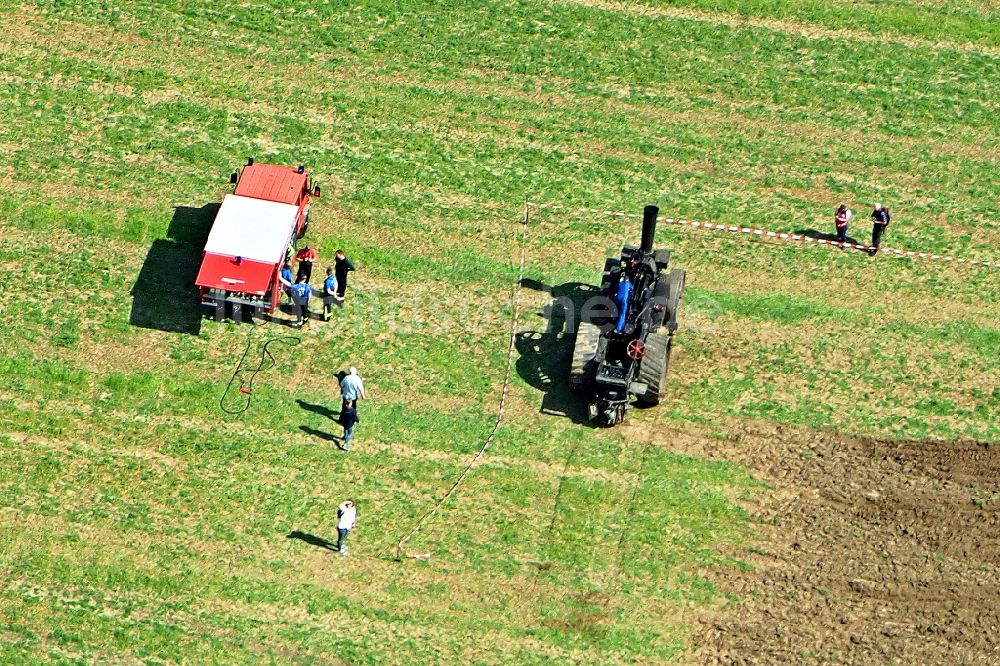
[[336, 499, 357, 556], [340, 367, 366, 402]]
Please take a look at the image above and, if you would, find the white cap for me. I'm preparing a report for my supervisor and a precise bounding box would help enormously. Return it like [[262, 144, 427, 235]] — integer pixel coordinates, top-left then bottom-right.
[[874, 202, 882, 209], [349, 366, 358, 375]]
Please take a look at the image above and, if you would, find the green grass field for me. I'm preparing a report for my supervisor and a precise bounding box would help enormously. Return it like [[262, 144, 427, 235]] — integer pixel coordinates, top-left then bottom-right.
[[1, 0, 998, 662]]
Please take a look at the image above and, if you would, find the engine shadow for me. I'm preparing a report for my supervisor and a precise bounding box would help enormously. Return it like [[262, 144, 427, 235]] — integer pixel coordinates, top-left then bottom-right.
[[515, 278, 598, 426], [286, 530, 338, 552], [129, 203, 218, 335]]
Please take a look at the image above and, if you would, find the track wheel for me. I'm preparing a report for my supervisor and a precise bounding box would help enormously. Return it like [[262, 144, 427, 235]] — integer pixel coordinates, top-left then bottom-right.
[[569, 321, 601, 392], [636, 329, 671, 406]]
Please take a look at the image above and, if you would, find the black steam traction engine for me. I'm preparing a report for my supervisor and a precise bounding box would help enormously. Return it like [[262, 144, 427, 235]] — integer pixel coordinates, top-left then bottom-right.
[[569, 205, 685, 426]]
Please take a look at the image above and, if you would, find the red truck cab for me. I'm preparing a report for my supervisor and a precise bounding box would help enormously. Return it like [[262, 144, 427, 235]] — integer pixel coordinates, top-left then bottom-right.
[[195, 160, 320, 322]]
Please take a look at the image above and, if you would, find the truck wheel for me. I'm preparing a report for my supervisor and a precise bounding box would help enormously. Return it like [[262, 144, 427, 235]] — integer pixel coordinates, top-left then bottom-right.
[[636, 329, 671, 406], [569, 321, 601, 392]]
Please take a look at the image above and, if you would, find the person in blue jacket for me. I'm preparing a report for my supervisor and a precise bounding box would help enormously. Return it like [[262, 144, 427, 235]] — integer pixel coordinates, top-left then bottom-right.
[[280, 262, 293, 304], [322, 267, 342, 321]]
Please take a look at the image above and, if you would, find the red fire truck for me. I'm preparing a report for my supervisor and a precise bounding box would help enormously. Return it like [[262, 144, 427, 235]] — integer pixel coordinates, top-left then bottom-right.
[[195, 159, 319, 322]]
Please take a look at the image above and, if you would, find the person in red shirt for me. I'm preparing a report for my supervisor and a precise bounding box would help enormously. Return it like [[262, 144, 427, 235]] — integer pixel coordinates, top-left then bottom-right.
[[834, 204, 853, 246], [295, 245, 317, 283]]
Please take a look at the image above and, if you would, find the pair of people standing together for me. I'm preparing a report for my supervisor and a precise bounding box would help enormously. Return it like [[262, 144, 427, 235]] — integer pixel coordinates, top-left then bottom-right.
[[338, 367, 365, 451], [834, 203, 892, 252]]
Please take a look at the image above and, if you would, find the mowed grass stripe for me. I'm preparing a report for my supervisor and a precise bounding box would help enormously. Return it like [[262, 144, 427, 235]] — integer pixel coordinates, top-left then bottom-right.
[[559, 0, 1000, 53], [5, 67, 996, 249], [3, 3, 996, 246], [3, 209, 994, 445]]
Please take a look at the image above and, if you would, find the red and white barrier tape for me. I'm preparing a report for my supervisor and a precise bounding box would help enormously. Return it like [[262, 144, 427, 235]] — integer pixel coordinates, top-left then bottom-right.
[[526, 202, 996, 269]]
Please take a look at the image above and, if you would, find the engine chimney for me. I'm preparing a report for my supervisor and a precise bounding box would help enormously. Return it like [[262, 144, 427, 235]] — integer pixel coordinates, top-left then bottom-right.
[[640, 204, 658, 254]]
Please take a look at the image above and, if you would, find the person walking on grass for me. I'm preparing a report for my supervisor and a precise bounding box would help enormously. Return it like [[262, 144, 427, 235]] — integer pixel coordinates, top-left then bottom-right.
[[340, 366, 366, 403], [870, 202, 891, 254], [295, 245, 318, 283], [336, 499, 357, 556], [334, 250, 356, 299], [322, 266, 342, 321], [834, 204, 853, 246], [287, 275, 312, 328], [338, 399, 359, 451]]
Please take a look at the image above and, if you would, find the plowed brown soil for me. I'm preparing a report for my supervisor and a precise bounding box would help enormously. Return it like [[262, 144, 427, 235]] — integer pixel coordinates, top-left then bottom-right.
[[679, 422, 1000, 665]]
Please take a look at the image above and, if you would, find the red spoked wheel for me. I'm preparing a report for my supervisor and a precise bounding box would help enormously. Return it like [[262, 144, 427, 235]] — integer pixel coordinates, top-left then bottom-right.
[[627, 339, 646, 360]]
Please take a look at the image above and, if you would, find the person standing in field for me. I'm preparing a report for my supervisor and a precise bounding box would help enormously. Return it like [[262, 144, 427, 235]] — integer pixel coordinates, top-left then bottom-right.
[[334, 250, 356, 299], [280, 261, 293, 304], [870, 203, 891, 253], [288, 275, 312, 328], [296, 245, 318, 283], [337, 367, 365, 450], [340, 366, 366, 403], [336, 499, 357, 556], [322, 266, 342, 321], [834, 204, 853, 246], [338, 399, 359, 451]]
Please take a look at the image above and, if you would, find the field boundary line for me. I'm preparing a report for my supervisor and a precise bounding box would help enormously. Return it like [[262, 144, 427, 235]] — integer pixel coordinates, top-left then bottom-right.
[[526, 202, 997, 269], [390, 205, 531, 560]]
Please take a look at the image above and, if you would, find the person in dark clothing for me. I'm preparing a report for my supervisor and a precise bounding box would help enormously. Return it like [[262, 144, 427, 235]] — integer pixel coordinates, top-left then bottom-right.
[[870, 203, 891, 253], [334, 250, 355, 299], [338, 399, 359, 451], [295, 245, 317, 283]]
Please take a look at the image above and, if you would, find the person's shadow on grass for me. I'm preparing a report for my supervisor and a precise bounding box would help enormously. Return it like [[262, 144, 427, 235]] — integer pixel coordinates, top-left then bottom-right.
[[300, 425, 340, 443], [795, 228, 863, 246], [287, 530, 338, 551], [296, 399, 339, 420]]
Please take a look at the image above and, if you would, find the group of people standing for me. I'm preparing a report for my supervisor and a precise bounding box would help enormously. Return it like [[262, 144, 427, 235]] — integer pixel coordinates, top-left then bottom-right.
[[278, 246, 356, 328], [834, 203, 892, 253]]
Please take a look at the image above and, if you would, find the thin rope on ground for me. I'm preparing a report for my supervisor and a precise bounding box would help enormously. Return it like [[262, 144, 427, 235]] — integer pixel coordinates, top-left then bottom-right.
[[220, 322, 302, 415], [526, 202, 998, 269], [390, 204, 531, 560]]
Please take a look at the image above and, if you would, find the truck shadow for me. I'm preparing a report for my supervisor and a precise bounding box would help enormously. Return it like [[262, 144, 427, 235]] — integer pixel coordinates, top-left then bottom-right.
[[514, 278, 597, 426], [129, 203, 218, 335]]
